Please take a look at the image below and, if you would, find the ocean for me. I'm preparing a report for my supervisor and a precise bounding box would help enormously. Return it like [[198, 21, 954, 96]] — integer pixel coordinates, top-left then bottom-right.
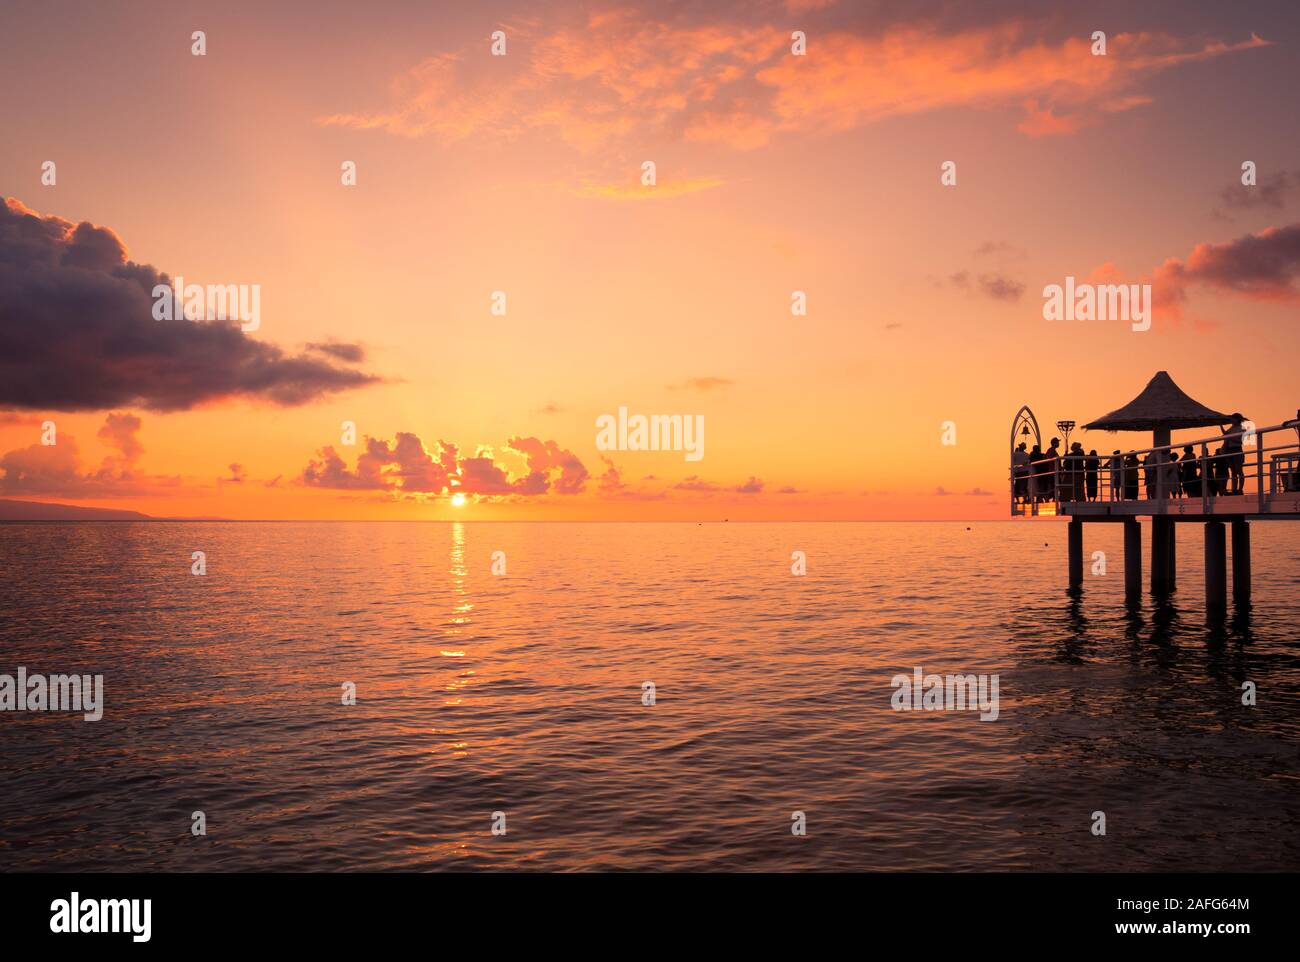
[[1, 520, 1298, 871]]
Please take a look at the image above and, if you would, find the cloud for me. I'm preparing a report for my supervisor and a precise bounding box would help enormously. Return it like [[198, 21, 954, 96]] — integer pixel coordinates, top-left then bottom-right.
[[1215, 169, 1296, 216], [306, 341, 367, 363], [673, 474, 769, 495], [1015, 99, 1089, 138], [751, 24, 1268, 145], [598, 456, 625, 493], [669, 376, 735, 392], [0, 412, 176, 496], [0, 198, 381, 412], [948, 270, 1024, 301], [534, 402, 565, 414], [973, 240, 1025, 258], [506, 436, 590, 494], [1152, 223, 1300, 317], [300, 431, 589, 499], [319, 11, 1269, 151], [977, 273, 1025, 302], [674, 475, 721, 492], [97, 412, 143, 464]]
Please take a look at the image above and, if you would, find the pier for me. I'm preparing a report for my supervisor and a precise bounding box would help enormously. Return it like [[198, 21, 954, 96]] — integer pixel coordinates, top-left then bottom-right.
[[1009, 372, 1300, 615]]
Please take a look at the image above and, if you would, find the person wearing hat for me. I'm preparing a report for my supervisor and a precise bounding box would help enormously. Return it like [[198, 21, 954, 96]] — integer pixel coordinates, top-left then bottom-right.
[[1221, 413, 1248, 495]]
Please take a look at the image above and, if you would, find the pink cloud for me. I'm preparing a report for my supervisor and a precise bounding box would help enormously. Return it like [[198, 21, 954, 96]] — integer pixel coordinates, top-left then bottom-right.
[[319, 11, 1268, 152]]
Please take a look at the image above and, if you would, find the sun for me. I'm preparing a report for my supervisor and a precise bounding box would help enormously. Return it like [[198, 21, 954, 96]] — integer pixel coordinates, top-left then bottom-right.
[[450, 493, 467, 508]]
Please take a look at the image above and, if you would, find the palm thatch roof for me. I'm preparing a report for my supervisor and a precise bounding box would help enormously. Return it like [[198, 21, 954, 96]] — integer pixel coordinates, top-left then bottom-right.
[[1083, 371, 1234, 432]]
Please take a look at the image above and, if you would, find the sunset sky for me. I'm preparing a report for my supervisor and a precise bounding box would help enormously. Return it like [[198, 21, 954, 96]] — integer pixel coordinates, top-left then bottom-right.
[[2, 0, 1298, 520]]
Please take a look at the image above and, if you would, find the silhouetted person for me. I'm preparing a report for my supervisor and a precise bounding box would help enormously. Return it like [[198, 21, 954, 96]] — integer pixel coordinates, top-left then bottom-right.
[[1085, 449, 1100, 501], [1013, 442, 1030, 503], [1123, 452, 1140, 500], [1062, 442, 1084, 501], [1222, 413, 1247, 495], [1028, 444, 1045, 502], [1044, 437, 1061, 501], [1180, 444, 1200, 497], [1143, 452, 1156, 500], [1210, 446, 1229, 496], [1164, 449, 1181, 499], [1108, 450, 1123, 501]]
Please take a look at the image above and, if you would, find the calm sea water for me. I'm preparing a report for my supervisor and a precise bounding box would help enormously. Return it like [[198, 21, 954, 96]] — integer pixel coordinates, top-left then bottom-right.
[[1, 520, 1298, 872]]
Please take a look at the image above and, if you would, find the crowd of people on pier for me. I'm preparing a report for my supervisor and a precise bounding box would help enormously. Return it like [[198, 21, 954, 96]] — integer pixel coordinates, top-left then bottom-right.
[[1012, 416, 1250, 505]]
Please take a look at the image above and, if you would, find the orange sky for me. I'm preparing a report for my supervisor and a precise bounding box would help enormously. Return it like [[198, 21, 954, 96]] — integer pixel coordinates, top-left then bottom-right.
[[1, 0, 1298, 520]]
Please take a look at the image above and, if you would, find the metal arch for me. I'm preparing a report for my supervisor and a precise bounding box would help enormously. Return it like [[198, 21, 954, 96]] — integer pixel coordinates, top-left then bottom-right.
[[1010, 405, 1041, 453]]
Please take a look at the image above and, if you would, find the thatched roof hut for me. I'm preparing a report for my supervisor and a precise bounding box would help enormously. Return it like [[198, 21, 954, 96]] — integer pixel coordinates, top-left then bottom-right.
[[1083, 372, 1236, 445]]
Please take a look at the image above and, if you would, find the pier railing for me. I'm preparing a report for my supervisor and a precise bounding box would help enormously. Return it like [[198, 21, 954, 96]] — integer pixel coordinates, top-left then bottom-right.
[[1009, 418, 1300, 517]]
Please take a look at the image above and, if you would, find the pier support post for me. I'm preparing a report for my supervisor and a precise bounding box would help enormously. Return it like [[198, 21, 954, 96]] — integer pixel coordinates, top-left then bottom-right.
[[1068, 518, 1083, 588], [1124, 520, 1141, 601], [1205, 521, 1227, 616], [1167, 522, 1177, 592], [1232, 519, 1251, 607], [1151, 517, 1173, 595]]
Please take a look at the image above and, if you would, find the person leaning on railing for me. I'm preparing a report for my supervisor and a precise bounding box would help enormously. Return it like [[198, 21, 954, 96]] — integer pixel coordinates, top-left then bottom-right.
[[1221, 413, 1247, 495]]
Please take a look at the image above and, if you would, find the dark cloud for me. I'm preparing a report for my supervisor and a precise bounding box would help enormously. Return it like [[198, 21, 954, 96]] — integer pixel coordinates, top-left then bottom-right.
[[306, 341, 367, 363], [1154, 223, 1300, 310], [1216, 169, 1295, 215], [948, 270, 1025, 302], [0, 198, 381, 411], [976, 273, 1025, 302]]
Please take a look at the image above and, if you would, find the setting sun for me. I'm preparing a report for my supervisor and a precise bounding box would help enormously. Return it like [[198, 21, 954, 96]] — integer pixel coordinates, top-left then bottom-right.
[[450, 493, 467, 507]]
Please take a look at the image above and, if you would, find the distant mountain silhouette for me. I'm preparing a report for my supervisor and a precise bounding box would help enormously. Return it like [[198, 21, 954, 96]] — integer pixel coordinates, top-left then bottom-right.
[[0, 498, 152, 521]]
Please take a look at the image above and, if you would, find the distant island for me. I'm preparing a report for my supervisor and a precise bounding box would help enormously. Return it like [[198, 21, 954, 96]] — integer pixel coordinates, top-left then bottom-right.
[[0, 499, 153, 521]]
